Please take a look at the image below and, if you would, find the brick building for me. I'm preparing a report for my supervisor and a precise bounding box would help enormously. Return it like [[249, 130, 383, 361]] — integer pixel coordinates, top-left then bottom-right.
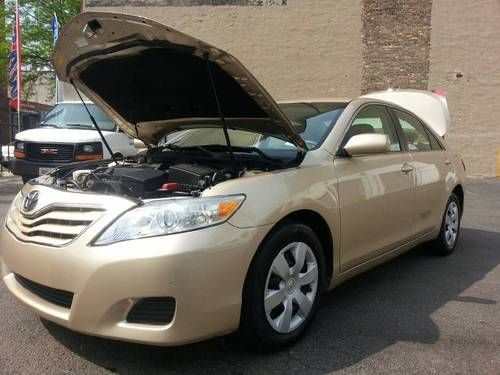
[[83, 0, 500, 176]]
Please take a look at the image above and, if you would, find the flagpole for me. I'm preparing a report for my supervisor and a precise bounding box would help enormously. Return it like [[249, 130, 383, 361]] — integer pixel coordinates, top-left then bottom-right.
[[15, 0, 21, 133], [53, 13, 59, 103]]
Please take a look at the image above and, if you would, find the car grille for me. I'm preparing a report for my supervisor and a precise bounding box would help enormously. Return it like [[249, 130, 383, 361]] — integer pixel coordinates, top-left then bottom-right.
[[8, 205, 105, 246], [26, 143, 75, 162], [126, 297, 176, 325], [14, 273, 74, 309]]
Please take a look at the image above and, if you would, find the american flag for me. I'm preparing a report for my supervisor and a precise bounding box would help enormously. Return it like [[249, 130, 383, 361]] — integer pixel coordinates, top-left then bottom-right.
[[8, 1, 22, 111]]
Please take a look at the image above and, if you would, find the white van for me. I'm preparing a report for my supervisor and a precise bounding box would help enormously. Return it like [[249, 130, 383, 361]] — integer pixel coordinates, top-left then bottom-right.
[[10, 101, 140, 182]]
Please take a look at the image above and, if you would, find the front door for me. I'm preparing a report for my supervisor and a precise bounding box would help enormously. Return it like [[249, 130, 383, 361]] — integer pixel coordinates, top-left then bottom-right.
[[334, 105, 414, 271]]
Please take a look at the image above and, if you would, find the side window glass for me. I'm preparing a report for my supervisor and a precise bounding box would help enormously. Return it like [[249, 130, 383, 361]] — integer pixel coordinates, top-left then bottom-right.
[[425, 128, 444, 150], [393, 109, 432, 151], [346, 105, 401, 152]]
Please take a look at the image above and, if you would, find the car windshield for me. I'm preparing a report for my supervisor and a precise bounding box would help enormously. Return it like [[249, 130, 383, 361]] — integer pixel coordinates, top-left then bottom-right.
[[161, 102, 346, 152], [40, 103, 116, 131]]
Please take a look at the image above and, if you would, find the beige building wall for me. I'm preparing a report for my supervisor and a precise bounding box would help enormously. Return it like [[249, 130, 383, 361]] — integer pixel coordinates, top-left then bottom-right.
[[83, 0, 500, 176], [429, 0, 500, 177], [84, 0, 363, 101]]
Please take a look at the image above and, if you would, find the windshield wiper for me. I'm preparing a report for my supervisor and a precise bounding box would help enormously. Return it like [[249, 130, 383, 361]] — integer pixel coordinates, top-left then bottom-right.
[[229, 146, 286, 167], [174, 144, 286, 167], [65, 123, 93, 128], [164, 143, 216, 157], [39, 123, 59, 128]]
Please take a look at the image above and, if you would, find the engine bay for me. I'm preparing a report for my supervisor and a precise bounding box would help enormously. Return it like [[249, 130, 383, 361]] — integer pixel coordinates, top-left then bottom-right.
[[66, 162, 237, 199], [45, 145, 302, 199]]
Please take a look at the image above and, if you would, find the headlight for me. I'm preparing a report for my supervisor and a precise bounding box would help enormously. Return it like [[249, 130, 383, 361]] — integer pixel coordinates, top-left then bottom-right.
[[83, 144, 94, 153], [93, 195, 245, 245], [14, 141, 26, 159], [75, 142, 103, 161]]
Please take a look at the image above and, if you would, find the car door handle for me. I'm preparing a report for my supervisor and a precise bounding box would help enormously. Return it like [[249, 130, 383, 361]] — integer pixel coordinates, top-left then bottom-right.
[[401, 163, 414, 174]]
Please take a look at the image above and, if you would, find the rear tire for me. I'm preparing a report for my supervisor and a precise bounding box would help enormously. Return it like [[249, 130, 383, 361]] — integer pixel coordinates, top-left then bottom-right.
[[432, 193, 461, 256], [240, 222, 325, 350]]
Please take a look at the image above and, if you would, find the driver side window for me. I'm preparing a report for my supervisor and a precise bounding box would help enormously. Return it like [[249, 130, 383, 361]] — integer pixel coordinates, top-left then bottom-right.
[[345, 105, 401, 152]]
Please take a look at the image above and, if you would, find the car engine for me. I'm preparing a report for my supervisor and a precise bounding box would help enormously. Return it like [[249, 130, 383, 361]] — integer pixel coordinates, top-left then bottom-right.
[[41, 143, 302, 199]]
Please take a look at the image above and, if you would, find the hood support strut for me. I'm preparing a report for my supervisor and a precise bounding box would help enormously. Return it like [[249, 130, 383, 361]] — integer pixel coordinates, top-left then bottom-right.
[[204, 54, 237, 173], [71, 80, 118, 165]]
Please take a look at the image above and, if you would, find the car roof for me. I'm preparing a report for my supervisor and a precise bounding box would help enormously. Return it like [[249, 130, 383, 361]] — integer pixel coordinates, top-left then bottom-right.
[[277, 98, 352, 105]]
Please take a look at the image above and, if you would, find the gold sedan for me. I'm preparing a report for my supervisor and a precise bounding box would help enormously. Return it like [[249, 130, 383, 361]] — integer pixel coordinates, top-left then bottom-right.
[[0, 12, 465, 349]]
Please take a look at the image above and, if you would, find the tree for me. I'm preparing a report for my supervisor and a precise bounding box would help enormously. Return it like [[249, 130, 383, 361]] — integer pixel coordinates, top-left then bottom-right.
[[0, 0, 80, 101]]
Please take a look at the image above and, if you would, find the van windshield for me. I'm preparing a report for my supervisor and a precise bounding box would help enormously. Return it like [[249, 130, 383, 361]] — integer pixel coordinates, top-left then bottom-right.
[[40, 103, 116, 131]]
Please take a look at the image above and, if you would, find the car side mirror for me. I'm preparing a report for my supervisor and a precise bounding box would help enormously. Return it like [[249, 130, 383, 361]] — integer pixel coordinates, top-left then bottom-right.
[[133, 139, 146, 149], [344, 133, 390, 156]]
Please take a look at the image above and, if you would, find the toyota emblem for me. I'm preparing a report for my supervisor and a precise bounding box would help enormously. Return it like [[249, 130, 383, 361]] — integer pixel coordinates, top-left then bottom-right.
[[22, 191, 40, 213]]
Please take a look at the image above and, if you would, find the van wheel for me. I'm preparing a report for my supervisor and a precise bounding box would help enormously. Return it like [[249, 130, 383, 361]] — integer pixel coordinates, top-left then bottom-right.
[[432, 193, 461, 256], [240, 222, 325, 350]]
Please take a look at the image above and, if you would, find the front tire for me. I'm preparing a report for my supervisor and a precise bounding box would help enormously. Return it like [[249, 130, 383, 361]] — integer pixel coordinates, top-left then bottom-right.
[[240, 222, 325, 350], [432, 193, 461, 256]]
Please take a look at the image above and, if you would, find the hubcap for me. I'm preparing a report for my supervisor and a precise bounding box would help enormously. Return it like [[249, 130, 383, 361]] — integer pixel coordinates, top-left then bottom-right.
[[264, 242, 318, 334], [444, 201, 459, 247]]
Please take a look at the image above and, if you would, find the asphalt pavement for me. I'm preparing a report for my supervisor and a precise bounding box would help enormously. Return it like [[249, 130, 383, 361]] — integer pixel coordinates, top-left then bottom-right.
[[0, 176, 499, 374]]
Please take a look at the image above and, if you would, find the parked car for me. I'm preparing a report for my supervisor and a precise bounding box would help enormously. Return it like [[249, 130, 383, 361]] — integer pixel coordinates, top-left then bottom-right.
[[1, 142, 14, 168], [10, 101, 141, 183], [0, 12, 465, 349]]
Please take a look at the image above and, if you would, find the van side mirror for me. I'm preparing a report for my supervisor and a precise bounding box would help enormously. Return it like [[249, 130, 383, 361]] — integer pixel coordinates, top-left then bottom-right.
[[344, 133, 390, 156]]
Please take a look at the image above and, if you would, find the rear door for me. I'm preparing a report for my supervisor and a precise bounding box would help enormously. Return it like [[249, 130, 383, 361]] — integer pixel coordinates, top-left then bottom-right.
[[390, 108, 450, 236], [334, 104, 415, 271]]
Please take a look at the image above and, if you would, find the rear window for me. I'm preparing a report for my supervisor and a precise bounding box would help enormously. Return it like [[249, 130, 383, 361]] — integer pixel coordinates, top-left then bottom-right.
[[393, 109, 432, 151]]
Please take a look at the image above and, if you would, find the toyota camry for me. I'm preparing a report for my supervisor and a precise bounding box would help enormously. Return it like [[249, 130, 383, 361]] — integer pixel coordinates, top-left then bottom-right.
[[0, 12, 465, 349]]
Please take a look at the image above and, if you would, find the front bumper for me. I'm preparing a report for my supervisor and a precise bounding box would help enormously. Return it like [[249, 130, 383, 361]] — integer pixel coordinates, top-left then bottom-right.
[[10, 158, 66, 177], [1, 198, 271, 346]]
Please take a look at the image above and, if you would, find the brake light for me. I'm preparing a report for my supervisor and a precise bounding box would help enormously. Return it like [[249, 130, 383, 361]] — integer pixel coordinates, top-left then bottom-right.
[[432, 88, 447, 97]]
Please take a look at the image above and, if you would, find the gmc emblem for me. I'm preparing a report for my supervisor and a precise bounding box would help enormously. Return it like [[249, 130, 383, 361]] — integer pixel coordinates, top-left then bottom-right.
[[40, 148, 58, 155]]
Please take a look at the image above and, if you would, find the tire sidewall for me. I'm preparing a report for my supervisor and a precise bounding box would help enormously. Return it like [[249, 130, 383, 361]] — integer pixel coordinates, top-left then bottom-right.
[[242, 222, 326, 348], [438, 193, 461, 255]]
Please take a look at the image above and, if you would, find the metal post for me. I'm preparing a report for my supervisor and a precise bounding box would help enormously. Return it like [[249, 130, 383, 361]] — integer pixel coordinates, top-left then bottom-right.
[[15, 0, 21, 133]]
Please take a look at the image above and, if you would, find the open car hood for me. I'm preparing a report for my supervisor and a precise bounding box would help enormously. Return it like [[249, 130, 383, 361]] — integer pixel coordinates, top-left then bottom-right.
[[53, 12, 305, 149]]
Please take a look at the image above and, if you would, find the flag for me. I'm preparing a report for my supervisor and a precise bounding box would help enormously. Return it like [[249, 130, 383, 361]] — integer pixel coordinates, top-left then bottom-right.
[[51, 13, 60, 102], [8, 1, 22, 111], [50, 13, 59, 46]]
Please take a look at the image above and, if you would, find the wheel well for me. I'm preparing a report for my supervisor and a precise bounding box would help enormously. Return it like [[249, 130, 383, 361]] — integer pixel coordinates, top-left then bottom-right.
[[276, 210, 334, 283], [453, 184, 464, 214]]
